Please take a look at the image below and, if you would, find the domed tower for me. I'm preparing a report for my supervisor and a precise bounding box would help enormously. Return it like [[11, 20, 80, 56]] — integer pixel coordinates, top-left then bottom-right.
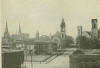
[[60, 17, 66, 39]]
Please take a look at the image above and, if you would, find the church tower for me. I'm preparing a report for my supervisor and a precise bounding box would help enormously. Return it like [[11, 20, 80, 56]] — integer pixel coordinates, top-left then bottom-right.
[[4, 20, 10, 39], [60, 17, 66, 39], [91, 19, 98, 40]]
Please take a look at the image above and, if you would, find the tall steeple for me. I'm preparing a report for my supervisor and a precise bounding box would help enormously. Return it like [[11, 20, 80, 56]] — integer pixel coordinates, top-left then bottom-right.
[[60, 17, 66, 30], [5, 20, 8, 33], [18, 24, 22, 40], [18, 24, 22, 35], [4, 20, 10, 39], [60, 17, 66, 39]]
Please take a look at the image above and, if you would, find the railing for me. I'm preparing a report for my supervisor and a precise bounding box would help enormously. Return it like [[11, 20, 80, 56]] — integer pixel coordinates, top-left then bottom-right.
[[24, 54, 58, 64]]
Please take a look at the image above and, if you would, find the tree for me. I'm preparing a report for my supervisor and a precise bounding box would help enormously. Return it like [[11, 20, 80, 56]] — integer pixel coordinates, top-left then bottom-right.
[[63, 35, 74, 48], [77, 36, 100, 49]]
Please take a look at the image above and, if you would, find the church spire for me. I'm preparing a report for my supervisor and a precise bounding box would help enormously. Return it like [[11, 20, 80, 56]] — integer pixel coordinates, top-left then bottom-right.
[[4, 20, 10, 39], [60, 17, 66, 32], [5, 20, 8, 33], [60, 17, 66, 39], [19, 24, 21, 35]]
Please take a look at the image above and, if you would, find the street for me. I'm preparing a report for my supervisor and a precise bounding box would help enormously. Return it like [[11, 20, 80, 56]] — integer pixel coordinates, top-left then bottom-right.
[[24, 55, 69, 68]]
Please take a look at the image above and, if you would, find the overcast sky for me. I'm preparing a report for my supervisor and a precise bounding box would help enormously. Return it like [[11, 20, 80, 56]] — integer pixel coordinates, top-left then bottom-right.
[[1, 0, 100, 38]]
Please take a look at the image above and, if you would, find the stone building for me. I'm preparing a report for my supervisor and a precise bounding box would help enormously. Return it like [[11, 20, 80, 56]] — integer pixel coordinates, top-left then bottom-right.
[[52, 18, 67, 49], [77, 19, 100, 40], [2, 22, 29, 49], [11, 24, 29, 42], [2, 20, 12, 45]]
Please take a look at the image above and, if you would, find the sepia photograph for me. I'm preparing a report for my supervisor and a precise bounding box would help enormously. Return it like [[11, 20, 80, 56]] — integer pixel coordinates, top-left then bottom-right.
[[1, 0, 100, 68]]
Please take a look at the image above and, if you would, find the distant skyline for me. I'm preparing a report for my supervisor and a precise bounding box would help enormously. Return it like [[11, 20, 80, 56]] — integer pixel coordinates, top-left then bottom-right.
[[1, 0, 100, 38]]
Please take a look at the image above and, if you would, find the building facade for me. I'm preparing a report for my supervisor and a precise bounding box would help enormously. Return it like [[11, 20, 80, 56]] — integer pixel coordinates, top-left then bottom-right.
[[34, 41, 57, 55]]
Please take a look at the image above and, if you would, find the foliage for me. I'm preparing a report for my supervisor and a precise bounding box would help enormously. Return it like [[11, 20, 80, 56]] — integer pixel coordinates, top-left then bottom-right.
[[77, 36, 100, 49], [62, 35, 74, 48]]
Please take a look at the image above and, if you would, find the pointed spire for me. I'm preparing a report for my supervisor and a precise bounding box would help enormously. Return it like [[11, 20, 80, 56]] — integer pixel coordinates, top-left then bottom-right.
[[19, 24, 21, 34], [5, 20, 8, 33], [4, 19, 10, 39], [61, 17, 66, 28]]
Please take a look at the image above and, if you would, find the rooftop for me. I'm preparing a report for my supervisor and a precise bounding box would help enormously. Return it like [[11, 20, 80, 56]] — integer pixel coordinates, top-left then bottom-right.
[[2, 48, 24, 53]]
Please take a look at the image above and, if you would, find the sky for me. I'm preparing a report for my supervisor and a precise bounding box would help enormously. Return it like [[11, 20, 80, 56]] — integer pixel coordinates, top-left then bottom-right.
[[1, 0, 100, 38]]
